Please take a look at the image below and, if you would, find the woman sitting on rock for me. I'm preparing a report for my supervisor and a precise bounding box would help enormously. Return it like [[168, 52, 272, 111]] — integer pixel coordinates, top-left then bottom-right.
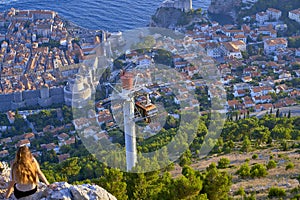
[[5, 146, 52, 199]]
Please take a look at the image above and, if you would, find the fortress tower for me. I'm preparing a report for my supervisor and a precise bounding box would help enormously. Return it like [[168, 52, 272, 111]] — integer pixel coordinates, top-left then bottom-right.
[[11, 91, 26, 110], [161, 0, 192, 12], [64, 75, 92, 108], [38, 85, 53, 107]]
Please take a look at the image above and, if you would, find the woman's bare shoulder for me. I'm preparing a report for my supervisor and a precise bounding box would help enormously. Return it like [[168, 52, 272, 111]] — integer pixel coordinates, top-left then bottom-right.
[[32, 157, 41, 168]]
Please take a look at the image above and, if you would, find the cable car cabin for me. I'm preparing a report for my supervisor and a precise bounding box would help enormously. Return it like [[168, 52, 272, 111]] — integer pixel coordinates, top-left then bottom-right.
[[135, 101, 158, 123]]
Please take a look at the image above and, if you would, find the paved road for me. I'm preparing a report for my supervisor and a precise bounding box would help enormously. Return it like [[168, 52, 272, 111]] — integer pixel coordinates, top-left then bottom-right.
[[251, 105, 300, 118]]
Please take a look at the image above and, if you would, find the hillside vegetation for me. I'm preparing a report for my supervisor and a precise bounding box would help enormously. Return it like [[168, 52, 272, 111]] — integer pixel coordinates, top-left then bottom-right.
[[37, 114, 300, 200]]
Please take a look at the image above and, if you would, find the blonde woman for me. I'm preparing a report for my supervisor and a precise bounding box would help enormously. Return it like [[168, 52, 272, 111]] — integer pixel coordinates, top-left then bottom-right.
[[5, 146, 53, 199]]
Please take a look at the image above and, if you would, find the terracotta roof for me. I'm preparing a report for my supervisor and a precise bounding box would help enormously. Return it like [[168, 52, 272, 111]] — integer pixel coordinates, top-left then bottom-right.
[[265, 38, 287, 46], [267, 8, 281, 13]]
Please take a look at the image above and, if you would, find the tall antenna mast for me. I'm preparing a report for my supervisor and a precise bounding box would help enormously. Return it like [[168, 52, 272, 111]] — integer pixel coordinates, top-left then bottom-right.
[[120, 72, 137, 171]]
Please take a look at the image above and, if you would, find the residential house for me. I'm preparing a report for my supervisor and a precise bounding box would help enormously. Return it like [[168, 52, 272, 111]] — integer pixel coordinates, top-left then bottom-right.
[[57, 133, 69, 141], [230, 40, 247, 52], [227, 100, 242, 110], [242, 76, 252, 83], [221, 75, 234, 85], [93, 132, 108, 141], [73, 118, 91, 130], [279, 71, 291, 80], [256, 12, 269, 24], [243, 97, 255, 108], [221, 42, 242, 59], [234, 83, 250, 91], [41, 143, 59, 153], [276, 84, 290, 93], [64, 136, 76, 146], [16, 139, 30, 148], [0, 150, 9, 158], [23, 132, 35, 141], [206, 42, 222, 58], [289, 90, 300, 98], [266, 8, 282, 21], [289, 8, 300, 23], [284, 98, 297, 106], [58, 153, 70, 163], [97, 109, 113, 125], [264, 38, 288, 55], [138, 55, 152, 66], [233, 34, 247, 43], [252, 95, 272, 104], [233, 89, 247, 98], [173, 55, 183, 63], [174, 61, 188, 69], [250, 86, 274, 97], [0, 137, 12, 145], [255, 103, 273, 112]]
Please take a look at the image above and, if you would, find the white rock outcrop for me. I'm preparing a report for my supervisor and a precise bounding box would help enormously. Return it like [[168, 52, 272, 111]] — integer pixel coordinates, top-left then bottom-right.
[[0, 162, 117, 200]]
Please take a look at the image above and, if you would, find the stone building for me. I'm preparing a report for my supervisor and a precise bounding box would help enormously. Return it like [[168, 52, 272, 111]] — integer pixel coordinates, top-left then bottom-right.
[[161, 0, 192, 12]]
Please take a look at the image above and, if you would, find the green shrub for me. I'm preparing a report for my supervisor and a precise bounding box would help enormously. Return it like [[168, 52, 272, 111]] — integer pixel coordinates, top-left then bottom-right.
[[235, 187, 245, 196], [245, 193, 256, 200], [286, 162, 295, 170], [268, 187, 286, 198], [250, 164, 268, 178], [217, 158, 230, 169], [292, 194, 300, 200], [267, 160, 277, 170], [252, 154, 258, 159], [236, 163, 251, 178]]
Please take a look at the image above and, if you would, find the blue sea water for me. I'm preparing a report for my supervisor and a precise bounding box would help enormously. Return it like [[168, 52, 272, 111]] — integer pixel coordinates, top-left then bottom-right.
[[0, 0, 210, 32]]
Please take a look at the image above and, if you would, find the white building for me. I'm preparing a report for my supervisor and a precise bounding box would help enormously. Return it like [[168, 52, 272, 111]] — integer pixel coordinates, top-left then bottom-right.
[[267, 8, 282, 21], [289, 8, 300, 23], [206, 43, 222, 58], [256, 12, 269, 24], [230, 40, 247, 52], [221, 41, 246, 59], [138, 55, 152, 66], [232, 34, 247, 43], [264, 38, 287, 55]]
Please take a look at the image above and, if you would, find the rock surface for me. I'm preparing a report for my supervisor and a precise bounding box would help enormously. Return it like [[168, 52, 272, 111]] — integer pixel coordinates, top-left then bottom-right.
[[150, 7, 186, 29], [0, 162, 117, 200], [208, 0, 242, 21]]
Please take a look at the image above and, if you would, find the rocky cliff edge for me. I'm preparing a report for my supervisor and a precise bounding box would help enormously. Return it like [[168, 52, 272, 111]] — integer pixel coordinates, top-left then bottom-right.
[[0, 162, 117, 200]]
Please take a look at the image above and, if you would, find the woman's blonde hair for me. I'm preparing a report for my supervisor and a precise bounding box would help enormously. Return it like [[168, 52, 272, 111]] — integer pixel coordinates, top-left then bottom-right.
[[12, 146, 38, 184]]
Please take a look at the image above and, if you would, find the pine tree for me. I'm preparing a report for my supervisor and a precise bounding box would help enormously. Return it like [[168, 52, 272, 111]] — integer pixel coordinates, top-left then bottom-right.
[[97, 168, 128, 200], [288, 110, 291, 118], [203, 163, 232, 200], [241, 136, 251, 152], [276, 109, 280, 117]]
